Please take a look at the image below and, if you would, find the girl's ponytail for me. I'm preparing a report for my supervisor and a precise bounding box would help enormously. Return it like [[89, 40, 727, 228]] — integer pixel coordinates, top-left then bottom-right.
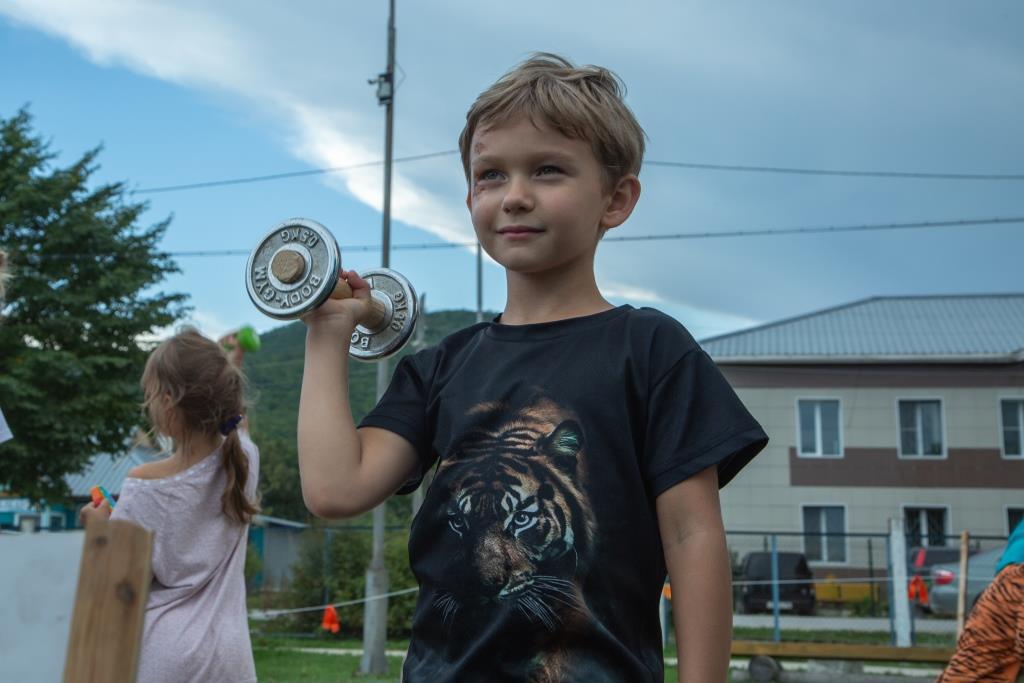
[[221, 426, 259, 524]]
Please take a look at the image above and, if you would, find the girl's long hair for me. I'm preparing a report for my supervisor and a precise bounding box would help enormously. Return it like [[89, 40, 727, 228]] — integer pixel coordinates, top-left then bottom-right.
[[141, 327, 259, 524]]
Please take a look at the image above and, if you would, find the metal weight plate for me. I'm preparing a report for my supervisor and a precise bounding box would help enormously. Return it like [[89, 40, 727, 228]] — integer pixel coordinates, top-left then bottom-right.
[[349, 268, 418, 361], [246, 218, 340, 320]]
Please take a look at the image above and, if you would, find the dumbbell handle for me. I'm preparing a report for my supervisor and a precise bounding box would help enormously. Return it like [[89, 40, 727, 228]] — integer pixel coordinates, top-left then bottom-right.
[[329, 276, 387, 330], [269, 248, 386, 329]]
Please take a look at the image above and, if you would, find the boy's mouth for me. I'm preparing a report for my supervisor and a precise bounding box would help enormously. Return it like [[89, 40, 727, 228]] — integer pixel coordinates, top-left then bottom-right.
[[498, 225, 544, 235]]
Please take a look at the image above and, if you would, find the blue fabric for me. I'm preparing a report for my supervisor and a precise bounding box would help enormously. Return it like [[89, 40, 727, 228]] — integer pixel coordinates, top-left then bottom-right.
[[996, 519, 1024, 573]]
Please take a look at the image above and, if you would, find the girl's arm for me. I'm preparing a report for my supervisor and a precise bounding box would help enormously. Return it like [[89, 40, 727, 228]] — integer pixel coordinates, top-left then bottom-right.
[[656, 465, 732, 683]]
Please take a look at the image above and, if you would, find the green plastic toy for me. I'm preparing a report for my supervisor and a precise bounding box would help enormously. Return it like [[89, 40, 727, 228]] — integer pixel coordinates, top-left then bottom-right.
[[236, 325, 261, 352], [224, 325, 261, 353]]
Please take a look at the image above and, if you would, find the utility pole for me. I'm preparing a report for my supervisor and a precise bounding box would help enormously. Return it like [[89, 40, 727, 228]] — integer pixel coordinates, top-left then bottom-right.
[[362, 0, 395, 675]]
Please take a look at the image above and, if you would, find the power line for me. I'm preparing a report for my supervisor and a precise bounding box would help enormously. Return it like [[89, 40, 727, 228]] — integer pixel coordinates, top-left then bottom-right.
[[603, 216, 1024, 242], [134, 150, 459, 194], [130, 152, 1024, 195], [162, 216, 1024, 258], [645, 160, 1024, 181]]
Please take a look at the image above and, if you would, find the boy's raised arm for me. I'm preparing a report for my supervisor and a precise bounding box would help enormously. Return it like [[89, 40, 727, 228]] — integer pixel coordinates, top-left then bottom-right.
[[656, 465, 733, 683], [298, 271, 419, 519]]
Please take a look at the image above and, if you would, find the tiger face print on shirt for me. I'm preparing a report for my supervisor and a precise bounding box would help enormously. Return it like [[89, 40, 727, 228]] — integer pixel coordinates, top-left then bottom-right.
[[430, 396, 597, 648]]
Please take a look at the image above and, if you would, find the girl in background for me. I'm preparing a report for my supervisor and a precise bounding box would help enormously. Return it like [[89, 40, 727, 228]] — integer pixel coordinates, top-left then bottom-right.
[[81, 327, 259, 683]]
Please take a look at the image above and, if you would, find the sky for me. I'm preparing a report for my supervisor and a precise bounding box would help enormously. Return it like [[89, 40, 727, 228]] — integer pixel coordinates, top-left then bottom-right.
[[1, 1, 1022, 342]]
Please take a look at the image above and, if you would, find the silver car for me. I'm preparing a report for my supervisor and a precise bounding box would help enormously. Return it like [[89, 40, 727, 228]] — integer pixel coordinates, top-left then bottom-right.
[[927, 546, 1004, 617]]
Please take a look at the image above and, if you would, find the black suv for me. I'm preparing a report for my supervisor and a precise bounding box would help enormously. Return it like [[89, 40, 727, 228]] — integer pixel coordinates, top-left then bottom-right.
[[737, 551, 815, 615]]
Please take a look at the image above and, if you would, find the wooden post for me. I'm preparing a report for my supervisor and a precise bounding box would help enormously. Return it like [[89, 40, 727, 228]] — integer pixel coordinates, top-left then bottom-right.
[[63, 518, 153, 683], [955, 530, 970, 637]]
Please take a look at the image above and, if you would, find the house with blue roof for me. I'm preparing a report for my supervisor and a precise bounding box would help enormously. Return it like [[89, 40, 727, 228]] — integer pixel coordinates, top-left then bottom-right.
[[703, 294, 1024, 573], [3, 437, 307, 590], [0, 441, 162, 531]]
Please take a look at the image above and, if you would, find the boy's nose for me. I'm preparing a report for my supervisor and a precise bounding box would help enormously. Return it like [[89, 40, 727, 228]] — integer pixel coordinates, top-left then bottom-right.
[[501, 177, 534, 214]]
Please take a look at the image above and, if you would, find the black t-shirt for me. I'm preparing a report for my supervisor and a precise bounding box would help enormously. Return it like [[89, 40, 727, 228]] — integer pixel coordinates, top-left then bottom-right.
[[361, 305, 767, 682]]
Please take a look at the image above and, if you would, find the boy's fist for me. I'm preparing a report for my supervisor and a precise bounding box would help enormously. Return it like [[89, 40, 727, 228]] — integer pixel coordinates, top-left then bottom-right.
[[301, 270, 374, 334]]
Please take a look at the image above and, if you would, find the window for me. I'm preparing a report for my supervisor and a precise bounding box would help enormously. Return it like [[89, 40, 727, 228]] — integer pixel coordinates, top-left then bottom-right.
[[905, 507, 948, 547], [1009, 508, 1024, 535], [802, 505, 846, 563], [898, 400, 944, 457], [797, 399, 842, 457], [1001, 399, 1024, 458]]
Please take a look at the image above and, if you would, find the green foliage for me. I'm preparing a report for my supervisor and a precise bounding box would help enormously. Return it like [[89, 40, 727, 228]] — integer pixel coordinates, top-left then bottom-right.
[[0, 108, 188, 502], [284, 508, 417, 637]]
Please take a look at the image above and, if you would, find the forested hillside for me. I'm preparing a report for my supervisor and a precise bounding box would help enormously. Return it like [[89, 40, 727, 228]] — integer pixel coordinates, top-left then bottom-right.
[[244, 309, 493, 521]]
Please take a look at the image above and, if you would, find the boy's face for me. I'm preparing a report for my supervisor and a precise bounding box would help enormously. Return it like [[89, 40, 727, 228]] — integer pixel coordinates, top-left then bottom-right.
[[466, 116, 632, 277]]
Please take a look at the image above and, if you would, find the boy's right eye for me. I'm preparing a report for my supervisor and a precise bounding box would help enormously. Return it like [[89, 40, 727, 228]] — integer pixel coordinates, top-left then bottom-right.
[[477, 169, 503, 182]]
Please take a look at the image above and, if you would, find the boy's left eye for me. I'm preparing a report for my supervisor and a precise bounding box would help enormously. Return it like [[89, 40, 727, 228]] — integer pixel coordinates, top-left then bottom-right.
[[536, 165, 562, 176]]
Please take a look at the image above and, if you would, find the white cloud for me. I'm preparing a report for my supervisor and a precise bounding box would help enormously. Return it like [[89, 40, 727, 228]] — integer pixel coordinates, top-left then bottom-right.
[[138, 309, 234, 345], [4, 0, 1020, 327], [601, 280, 662, 303], [286, 102, 474, 245]]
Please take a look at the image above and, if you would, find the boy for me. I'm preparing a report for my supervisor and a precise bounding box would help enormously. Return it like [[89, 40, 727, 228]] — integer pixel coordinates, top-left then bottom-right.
[[297, 53, 767, 682]]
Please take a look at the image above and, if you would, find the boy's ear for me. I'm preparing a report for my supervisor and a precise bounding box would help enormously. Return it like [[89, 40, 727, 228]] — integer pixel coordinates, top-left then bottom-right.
[[599, 174, 641, 232]]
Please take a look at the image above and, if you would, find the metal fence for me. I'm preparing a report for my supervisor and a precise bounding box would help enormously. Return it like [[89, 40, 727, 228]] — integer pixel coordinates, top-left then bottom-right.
[[724, 527, 1009, 645], [249, 523, 1010, 645]]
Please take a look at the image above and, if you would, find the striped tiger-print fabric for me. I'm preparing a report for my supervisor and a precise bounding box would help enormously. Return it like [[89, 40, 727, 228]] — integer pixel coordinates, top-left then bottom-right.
[[936, 563, 1024, 682]]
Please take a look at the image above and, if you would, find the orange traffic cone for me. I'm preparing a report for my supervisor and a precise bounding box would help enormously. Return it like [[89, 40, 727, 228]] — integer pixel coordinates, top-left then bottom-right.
[[321, 604, 340, 634], [908, 575, 929, 604]]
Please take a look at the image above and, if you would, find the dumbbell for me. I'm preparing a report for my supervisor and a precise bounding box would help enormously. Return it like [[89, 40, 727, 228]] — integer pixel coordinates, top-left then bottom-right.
[[245, 218, 418, 361]]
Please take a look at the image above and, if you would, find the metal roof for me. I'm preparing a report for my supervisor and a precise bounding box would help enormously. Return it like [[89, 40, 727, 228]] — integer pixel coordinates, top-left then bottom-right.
[[65, 444, 163, 498], [700, 294, 1024, 364]]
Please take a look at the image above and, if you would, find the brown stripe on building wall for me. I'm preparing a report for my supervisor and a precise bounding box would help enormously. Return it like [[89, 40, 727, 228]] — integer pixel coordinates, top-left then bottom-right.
[[789, 447, 1024, 488], [720, 363, 1024, 389]]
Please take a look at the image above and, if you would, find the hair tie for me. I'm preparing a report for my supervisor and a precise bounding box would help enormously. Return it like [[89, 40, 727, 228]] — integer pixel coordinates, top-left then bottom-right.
[[219, 414, 243, 436]]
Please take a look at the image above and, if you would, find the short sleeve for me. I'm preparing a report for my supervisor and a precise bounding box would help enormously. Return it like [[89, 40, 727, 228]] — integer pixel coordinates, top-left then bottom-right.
[[359, 352, 435, 495], [644, 348, 767, 497]]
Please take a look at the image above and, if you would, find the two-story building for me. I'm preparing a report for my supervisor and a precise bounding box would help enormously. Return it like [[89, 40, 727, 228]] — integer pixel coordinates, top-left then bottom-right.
[[702, 294, 1024, 572]]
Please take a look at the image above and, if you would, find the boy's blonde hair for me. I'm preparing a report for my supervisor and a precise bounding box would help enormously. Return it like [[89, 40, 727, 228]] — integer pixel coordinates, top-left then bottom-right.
[[459, 53, 646, 191]]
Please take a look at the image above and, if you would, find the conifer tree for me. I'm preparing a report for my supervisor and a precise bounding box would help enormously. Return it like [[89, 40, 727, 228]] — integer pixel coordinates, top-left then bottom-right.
[[0, 108, 188, 502]]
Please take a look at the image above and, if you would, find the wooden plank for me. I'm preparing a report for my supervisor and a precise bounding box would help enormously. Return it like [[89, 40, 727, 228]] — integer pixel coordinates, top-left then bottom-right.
[[731, 640, 953, 663], [63, 518, 153, 683]]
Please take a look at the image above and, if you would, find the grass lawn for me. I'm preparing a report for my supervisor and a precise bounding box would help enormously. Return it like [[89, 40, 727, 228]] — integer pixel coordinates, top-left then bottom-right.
[[252, 638, 684, 682], [255, 648, 396, 682], [255, 628, 948, 682]]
